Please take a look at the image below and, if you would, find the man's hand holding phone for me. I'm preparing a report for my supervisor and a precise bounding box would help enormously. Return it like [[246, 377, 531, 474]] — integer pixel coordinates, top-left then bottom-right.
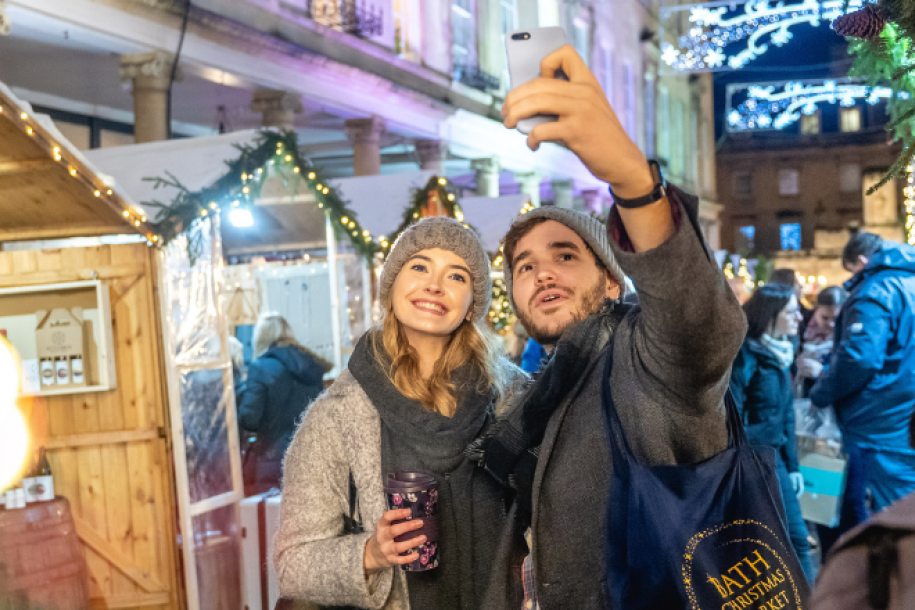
[[502, 44, 653, 200]]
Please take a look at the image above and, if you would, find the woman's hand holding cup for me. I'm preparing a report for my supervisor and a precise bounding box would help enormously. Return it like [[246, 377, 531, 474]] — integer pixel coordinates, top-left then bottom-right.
[[364, 509, 426, 574]]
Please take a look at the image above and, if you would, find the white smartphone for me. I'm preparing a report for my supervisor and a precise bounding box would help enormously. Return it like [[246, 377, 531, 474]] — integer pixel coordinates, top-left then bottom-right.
[[505, 26, 569, 134]]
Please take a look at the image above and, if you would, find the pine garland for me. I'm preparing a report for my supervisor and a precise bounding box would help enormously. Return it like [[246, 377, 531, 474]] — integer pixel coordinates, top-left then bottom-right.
[[381, 175, 468, 253], [143, 130, 380, 264], [843, 0, 915, 192]]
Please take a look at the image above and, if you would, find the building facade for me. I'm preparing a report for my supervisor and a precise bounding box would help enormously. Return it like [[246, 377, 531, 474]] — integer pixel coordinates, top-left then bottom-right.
[[1, 0, 720, 241], [717, 90, 904, 284]]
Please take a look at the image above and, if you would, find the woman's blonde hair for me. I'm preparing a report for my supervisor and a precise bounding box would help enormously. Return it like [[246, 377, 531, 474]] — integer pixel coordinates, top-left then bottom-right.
[[372, 300, 512, 417], [253, 312, 299, 358]]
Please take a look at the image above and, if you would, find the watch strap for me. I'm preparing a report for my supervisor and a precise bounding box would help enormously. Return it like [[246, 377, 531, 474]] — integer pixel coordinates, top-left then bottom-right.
[[609, 160, 667, 209]]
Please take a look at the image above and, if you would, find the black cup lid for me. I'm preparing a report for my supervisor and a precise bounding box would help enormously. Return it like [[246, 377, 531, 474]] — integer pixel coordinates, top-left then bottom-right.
[[384, 471, 437, 493]]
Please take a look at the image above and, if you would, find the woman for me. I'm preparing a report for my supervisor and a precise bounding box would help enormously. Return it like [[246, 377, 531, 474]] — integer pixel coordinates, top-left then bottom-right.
[[797, 286, 848, 386], [274, 217, 527, 610], [730, 282, 817, 584], [238, 312, 332, 496]]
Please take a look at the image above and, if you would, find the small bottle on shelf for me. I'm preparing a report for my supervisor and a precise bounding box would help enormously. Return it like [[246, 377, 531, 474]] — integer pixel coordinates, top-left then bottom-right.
[[22, 456, 38, 504], [33, 447, 54, 502]]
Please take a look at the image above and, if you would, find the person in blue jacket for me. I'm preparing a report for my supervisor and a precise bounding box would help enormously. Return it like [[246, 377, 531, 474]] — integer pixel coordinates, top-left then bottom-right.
[[519, 337, 547, 373], [730, 282, 816, 584], [811, 233, 915, 512], [238, 312, 332, 495]]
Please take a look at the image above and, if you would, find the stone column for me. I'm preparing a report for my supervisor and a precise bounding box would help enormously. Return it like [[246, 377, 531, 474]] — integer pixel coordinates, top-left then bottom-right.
[[250, 89, 303, 131], [515, 171, 543, 207], [120, 51, 181, 143], [551, 179, 575, 209], [415, 140, 446, 172], [582, 189, 604, 215], [472, 157, 501, 197], [345, 117, 386, 176]]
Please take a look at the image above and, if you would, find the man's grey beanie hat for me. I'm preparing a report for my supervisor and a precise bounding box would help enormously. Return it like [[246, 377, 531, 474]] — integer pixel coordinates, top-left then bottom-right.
[[379, 217, 491, 321], [503, 206, 628, 311]]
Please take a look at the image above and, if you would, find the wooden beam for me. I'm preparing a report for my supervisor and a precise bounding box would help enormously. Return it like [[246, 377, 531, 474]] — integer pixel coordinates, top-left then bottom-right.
[[89, 592, 171, 609], [46, 428, 160, 450], [0, 226, 135, 242], [73, 515, 168, 593], [0, 263, 147, 288], [0, 159, 57, 176]]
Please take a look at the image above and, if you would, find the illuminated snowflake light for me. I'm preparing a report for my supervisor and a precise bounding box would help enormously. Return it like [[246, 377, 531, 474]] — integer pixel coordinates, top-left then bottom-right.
[[660, 0, 869, 73], [726, 77, 902, 132]]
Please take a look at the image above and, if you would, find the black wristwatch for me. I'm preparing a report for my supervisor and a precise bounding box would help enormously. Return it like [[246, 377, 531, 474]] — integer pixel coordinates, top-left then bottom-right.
[[609, 160, 666, 209]]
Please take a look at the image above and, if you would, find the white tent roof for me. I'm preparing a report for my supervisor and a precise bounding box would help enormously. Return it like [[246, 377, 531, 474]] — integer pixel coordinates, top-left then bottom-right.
[[84, 131, 529, 251]]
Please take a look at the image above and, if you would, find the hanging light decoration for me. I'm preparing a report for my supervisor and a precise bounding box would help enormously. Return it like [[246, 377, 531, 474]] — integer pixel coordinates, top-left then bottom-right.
[[725, 77, 903, 132], [660, 0, 867, 73]]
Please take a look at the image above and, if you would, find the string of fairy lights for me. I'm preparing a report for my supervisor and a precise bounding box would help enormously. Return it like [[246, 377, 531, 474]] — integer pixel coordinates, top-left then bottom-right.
[[1, 93, 154, 240], [905, 164, 915, 246]]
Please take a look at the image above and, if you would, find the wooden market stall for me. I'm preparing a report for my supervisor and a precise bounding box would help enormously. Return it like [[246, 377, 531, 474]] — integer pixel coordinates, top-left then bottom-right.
[[0, 85, 181, 609]]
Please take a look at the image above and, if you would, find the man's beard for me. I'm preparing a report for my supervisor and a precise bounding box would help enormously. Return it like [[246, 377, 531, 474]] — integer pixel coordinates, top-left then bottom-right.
[[516, 277, 607, 346]]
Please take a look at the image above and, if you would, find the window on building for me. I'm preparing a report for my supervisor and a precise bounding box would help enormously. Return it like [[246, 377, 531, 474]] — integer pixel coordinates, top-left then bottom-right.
[[780, 223, 802, 251], [599, 45, 613, 102], [644, 73, 656, 158], [572, 15, 591, 67], [393, 0, 421, 60], [840, 163, 862, 193], [452, 0, 477, 72], [537, 0, 560, 27], [738, 225, 756, 250], [671, 99, 685, 178], [622, 62, 637, 141], [659, 86, 670, 162], [733, 171, 753, 199], [501, 0, 518, 34], [840, 108, 862, 133], [778, 169, 799, 196], [800, 111, 820, 135]]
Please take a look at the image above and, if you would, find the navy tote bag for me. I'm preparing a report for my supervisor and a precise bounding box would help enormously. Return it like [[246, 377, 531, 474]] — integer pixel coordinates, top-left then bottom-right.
[[602, 343, 811, 610]]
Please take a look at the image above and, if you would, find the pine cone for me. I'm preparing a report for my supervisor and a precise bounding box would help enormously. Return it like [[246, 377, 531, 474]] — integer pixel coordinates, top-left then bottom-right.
[[833, 5, 887, 40]]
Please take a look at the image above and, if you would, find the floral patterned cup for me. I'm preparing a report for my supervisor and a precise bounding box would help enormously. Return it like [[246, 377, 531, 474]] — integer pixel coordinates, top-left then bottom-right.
[[384, 471, 440, 571]]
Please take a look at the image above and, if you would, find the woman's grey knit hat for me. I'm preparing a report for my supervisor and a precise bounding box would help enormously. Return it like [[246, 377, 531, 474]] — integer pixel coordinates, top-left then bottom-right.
[[503, 206, 627, 311], [379, 217, 491, 321]]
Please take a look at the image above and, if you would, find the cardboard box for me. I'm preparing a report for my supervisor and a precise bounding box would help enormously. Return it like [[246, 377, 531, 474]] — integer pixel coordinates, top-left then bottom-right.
[[35, 308, 88, 389], [799, 451, 848, 527]]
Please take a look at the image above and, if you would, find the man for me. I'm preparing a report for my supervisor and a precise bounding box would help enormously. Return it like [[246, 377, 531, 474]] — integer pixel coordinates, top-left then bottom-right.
[[472, 47, 746, 608], [810, 232, 915, 513]]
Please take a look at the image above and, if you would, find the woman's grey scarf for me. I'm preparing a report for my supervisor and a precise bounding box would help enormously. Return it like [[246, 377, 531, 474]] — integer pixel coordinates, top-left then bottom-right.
[[348, 332, 505, 610]]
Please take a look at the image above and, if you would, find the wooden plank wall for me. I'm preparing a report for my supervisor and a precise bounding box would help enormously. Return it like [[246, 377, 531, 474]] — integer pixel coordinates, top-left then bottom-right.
[[0, 243, 181, 610]]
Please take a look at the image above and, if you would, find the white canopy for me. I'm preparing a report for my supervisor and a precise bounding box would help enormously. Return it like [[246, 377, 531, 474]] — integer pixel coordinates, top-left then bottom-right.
[[85, 130, 529, 252]]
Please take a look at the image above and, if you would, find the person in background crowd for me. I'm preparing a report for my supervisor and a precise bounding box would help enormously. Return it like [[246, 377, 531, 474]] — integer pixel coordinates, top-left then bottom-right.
[[730, 283, 817, 584], [274, 218, 528, 610], [237, 312, 331, 496], [228, 335, 246, 404], [505, 320, 530, 367], [771, 268, 813, 327], [811, 232, 915, 513], [796, 286, 848, 394], [520, 336, 547, 373]]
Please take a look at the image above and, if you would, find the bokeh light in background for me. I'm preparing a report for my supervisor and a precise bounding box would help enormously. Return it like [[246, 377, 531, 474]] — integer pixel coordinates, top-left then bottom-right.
[[0, 338, 29, 490]]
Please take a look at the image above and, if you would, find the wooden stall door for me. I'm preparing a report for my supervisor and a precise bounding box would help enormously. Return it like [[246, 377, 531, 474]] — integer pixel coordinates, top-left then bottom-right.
[[0, 244, 181, 610]]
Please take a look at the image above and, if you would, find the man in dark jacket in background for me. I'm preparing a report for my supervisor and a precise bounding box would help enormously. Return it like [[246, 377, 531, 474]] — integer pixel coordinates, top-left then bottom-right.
[[811, 233, 915, 512], [238, 312, 331, 495], [472, 46, 747, 609]]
